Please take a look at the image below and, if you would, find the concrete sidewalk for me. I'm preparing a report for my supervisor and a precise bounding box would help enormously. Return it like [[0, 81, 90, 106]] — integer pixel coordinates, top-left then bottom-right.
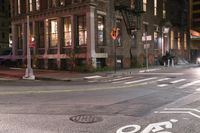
[[0, 63, 197, 81]]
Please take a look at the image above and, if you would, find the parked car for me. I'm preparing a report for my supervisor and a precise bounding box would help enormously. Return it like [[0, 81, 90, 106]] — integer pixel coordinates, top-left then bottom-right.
[[0, 49, 16, 67]]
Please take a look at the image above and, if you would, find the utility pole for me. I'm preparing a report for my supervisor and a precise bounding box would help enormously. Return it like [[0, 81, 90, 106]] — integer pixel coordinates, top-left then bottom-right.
[[23, 0, 35, 80]]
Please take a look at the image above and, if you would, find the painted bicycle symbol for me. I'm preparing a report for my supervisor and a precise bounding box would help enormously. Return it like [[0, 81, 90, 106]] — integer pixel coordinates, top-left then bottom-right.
[[116, 119, 178, 133]]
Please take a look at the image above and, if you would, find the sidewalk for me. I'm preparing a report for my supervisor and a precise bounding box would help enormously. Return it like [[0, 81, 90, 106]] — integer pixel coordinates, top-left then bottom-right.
[[0, 63, 197, 81]]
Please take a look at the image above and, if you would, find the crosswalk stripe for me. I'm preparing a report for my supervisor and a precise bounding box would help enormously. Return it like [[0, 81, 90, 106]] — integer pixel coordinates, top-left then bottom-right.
[[157, 78, 171, 82], [178, 80, 200, 89], [170, 79, 186, 84], [111, 76, 132, 82], [158, 84, 168, 87], [124, 77, 158, 85]]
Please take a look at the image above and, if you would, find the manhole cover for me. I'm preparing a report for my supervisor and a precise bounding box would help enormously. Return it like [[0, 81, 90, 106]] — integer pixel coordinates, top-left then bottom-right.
[[70, 114, 103, 124]]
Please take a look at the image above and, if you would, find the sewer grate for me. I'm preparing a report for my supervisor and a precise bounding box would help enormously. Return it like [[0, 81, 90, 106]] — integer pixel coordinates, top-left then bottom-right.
[[69, 114, 103, 124]]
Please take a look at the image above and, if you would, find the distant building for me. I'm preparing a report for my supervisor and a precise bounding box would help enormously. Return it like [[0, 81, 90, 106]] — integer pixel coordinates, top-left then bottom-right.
[[189, 0, 200, 62], [0, 0, 10, 49], [10, 0, 190, 70]]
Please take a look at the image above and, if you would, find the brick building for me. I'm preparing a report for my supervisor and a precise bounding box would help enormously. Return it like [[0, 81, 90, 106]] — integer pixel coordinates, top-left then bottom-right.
[[10, 0, 190, 70], [0, 0, 10, 49]]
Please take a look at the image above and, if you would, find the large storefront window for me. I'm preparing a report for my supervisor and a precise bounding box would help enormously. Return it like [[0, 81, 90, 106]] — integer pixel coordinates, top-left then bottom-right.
[[63, 17, 72, 46], [97, 15, 105, 45], [49, 19, 58, 47], [36, 21, 45, 48], [16, 25, 23, 49], [77, 15, 87, 46]]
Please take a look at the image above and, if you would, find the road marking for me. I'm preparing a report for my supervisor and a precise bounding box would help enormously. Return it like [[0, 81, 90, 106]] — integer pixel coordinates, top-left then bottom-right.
[[196, 88, 200, 91], [157, 78, 171, 82], [124, 77, 158, 85], [178, 80, 200, 89], [155, 108, 200, 119], [170, 79, 186, 84], [84, 75, 102, 79], [139, 73, 184, 76], [111, 76, 132, 82], [157, 84, 168, 87]]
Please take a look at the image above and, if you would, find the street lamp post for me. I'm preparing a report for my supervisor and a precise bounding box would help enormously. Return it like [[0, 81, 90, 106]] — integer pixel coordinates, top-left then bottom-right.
[[23, 0, 35, 80]]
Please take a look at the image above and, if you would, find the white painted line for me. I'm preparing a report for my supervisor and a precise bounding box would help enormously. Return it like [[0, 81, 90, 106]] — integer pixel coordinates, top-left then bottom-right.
[[139, 68, 161, 73], [139, 73, 184, 76], [170, 79, 186, 84], [157, 78, 171, 82], [196, 88, 200, 91], [157, 84, 168, 87], [155, 111, 200, 119], [84, 75, 102, 79], [164, 108, 200, 113], [178, 80, 200, 89], [124, 77, 158, 85], [111, 76, 132, 82]]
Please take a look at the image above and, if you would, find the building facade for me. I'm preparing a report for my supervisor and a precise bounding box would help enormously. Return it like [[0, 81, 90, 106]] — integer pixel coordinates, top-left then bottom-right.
[[189, 0, 200, 62], [0, 0, 10, 49], [10, 0, 190, 70]]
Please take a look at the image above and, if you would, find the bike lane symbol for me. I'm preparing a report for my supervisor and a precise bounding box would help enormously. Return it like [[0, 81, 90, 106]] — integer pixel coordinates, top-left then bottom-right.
[[116, 119, 178, 133]]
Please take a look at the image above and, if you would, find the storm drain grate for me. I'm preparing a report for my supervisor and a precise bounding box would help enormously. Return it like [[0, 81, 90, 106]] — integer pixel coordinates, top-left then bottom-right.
[[69, 114, 103, 124]]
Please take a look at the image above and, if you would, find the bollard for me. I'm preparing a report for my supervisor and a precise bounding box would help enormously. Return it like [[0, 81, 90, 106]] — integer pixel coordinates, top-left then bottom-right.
[[168, 59, 170, 67], [172, 59, 174, 67]]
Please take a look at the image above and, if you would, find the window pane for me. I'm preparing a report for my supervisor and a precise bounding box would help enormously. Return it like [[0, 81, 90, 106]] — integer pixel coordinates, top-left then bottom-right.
[[50, 20, 58, 47], [77, 15, 87, 46], [97, 15, 105, 45], [64, 17, 72, 46]]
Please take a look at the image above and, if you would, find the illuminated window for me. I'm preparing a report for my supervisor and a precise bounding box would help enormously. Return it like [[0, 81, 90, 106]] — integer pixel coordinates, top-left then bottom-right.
[[63, 17, 72, 46], [77, 15, 87, 46], [49, 19, 58, 47], [143, 0, 147, 12], [178, 32, 181, 50], [154, 0, 157, 16], [17, 0, 21, 14], [170, 31, 174, 49], [29, 0, 33, 12], [97, 15, 105, 45], [184, 33, 187, 50], [36, 0, 40, 10]]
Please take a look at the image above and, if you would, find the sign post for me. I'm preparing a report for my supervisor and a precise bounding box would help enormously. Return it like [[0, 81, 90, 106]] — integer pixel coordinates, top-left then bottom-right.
[[111, 28, 119, 73], [142, 34, 151, 70]]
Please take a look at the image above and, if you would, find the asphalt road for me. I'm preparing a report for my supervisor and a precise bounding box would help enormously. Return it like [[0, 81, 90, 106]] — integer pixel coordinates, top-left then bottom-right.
[[0, 66, 200, 133]]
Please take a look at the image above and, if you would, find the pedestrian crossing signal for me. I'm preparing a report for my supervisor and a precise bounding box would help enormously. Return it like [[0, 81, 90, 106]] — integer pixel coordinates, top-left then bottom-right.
[[111, 27, 119, 40]]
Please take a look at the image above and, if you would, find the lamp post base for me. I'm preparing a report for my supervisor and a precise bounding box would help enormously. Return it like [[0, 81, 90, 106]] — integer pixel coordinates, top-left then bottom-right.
[[23, 68, 35, 80]]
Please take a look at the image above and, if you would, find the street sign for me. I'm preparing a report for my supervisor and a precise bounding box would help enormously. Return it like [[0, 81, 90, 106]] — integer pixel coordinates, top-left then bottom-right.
[[111, 27, 119, 40], [142, 35, 152, 41]]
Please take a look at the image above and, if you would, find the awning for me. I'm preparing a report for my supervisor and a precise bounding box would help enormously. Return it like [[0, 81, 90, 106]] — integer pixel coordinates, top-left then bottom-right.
[[190, 29, 200, 39]]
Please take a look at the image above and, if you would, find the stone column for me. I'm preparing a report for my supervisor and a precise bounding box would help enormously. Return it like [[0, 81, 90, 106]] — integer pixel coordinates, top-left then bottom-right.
[[86, 6, 96, 68], [44, 19, 49, 69], [57, 17, 62, 69]]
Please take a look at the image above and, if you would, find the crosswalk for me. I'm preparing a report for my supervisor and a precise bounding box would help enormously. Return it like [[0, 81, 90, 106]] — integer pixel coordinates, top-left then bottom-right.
[[85, 75, 200, 90]]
